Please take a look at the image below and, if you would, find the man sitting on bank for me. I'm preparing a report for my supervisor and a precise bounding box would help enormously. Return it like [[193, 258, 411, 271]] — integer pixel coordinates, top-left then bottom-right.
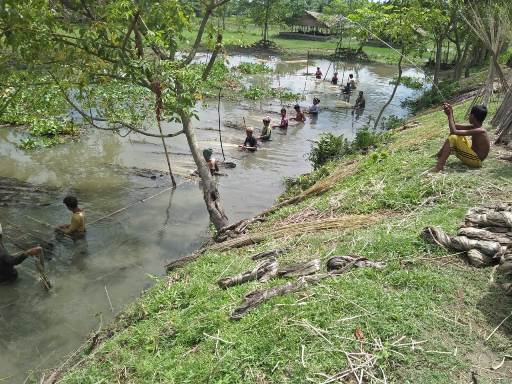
[[0, 223, 42, 283], [431, 103, 490, 173], [240, 127, 258, 152], [56, 196, 86, 237]]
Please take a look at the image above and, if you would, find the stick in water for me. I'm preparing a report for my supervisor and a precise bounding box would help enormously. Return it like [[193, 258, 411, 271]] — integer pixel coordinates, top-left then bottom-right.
[[217, 89, 226, 161]]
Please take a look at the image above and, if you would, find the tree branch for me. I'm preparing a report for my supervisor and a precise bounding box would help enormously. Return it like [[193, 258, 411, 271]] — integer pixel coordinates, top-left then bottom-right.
[[182, 0, 231, 65], [50, 73, 183, 139], [202, 33, 223, 80], [121, 10, 140, 53]]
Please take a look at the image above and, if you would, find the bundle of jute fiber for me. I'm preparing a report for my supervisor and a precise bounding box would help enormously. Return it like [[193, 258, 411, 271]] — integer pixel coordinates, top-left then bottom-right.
[[422, 226, 506, 266], [422, 204, 512, 294]]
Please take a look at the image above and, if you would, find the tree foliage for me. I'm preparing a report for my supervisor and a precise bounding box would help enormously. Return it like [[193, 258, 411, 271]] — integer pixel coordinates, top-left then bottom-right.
[[0, 0, 232, 230]]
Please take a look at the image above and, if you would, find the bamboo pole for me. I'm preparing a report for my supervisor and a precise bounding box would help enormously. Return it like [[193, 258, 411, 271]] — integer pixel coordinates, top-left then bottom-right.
[[217, 89, 226, 161], [306, 51, 310, 76], [154, 83, 176, 188]]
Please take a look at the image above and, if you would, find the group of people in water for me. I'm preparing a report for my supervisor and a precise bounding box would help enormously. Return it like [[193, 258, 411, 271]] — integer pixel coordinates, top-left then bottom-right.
[[0, 196, 85, 283], [235, 68, 366, 155]]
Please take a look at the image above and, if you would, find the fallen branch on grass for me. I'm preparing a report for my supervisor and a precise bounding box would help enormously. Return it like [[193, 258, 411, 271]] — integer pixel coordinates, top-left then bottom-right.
[[230, 255, 385, 320], [217, 259, 278, 289], [251, 248, 289, 261], [277, 259, 321, 278]]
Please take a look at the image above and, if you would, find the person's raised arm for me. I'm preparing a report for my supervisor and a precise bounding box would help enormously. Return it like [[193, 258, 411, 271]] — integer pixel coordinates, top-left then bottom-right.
[[445, 105, 484, 136]]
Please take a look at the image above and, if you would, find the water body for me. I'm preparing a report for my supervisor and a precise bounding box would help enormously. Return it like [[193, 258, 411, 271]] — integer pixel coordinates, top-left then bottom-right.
[[0, 54, 421, 382]]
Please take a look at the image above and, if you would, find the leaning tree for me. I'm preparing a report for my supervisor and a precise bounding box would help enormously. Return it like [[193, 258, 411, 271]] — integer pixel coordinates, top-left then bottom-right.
[[349, 0, 429, 129], [0, 0, 232, 231]]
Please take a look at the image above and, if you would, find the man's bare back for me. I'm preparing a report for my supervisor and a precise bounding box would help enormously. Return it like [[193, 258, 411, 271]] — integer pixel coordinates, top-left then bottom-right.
[[431, 103, 490, 172], [456, 123, 490, 160]]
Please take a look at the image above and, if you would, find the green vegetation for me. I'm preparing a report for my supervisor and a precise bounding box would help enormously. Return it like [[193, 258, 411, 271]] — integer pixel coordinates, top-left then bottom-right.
[[234, 62, 273, 74], [308, 127, 390, 170], [390, 75, 424, 90], [242, 85, 303, 102], [59, 99, 512, 383], [402, 81, 461, 113]]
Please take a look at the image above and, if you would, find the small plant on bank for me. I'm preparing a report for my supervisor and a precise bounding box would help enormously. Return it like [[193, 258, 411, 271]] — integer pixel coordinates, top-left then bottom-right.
[[308, 127, 391, 170], [381, 115, 407, 130], [283, 166, 331, 197], [308, 133, 352, 170], [235, 62, 273, 74]]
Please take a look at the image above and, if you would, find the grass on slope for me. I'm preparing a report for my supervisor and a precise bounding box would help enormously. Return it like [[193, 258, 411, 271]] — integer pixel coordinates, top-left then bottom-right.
[[60, 101, 512, 384]]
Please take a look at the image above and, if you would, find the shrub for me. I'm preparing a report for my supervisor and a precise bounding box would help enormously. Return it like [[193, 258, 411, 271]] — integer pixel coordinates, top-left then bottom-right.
[[268, 88, 304, 102], [235, 62, 272, 74], [283, 166, 330, 196], [243, 86, 267, 100], [381, 115, 406, 131], [308, 133, 352, 170], [352, 126, 387, 151], [390, 75, 424, 90], [402, 81, 459, 113]]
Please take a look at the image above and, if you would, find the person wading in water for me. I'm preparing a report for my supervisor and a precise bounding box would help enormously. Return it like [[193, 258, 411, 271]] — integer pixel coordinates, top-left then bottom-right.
[[56, 196, 86, 237], [0, 223, 42, 283]]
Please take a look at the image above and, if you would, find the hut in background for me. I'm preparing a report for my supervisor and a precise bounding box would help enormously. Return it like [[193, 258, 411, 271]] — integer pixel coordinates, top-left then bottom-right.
[[279, 11, 343, 41]]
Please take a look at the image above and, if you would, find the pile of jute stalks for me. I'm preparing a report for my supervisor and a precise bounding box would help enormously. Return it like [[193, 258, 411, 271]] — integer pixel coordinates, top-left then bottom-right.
[[422, 202, 512, 293]]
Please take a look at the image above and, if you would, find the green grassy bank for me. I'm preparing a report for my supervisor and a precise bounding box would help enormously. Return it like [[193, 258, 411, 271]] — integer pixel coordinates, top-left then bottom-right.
[[183, 22, 405, 63], [58, 101, 512, 383]]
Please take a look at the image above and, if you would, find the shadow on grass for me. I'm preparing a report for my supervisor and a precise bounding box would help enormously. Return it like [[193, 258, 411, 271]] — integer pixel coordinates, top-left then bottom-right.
[[476, 286, 512, 339]]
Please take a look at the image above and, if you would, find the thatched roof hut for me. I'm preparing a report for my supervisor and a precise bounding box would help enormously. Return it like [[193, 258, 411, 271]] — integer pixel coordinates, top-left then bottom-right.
[[280, 11, 343, 39]]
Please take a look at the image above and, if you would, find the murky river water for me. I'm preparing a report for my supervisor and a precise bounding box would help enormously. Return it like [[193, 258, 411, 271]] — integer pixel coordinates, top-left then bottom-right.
[[0, 54, 421, 382]]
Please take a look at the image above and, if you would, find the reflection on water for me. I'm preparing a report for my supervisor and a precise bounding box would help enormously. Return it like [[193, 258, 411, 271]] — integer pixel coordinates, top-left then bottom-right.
[[0, 54, 421, 382]]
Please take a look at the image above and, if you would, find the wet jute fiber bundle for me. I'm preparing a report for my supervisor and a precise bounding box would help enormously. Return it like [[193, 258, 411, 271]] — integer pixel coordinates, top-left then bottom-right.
[[422, 203, 512, 293]]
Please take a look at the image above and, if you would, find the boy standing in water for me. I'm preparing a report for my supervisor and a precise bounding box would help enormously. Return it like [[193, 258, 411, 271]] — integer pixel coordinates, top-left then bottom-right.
[[315, 67, 322, 79], [56, 196, 86, 236], [203, 148, 219, 175], [331, 72, 339, 85], [273, 108, 289, 130], [240, 127, 258, 152], [431, 103, 490, 172], [354, 91, 365, 110], [349, 74, 357, 89], [309, 98, 320, 115], [291, 104, 306, 123], [258, 117, 272, 141]]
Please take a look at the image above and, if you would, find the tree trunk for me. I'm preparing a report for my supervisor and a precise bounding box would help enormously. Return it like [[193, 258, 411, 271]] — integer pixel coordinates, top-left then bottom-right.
[[453, 39, 471, 81], [179, 112, 228, 231], [433, 37, 443, 87], [491, 51, 509, 91], [263, 0, 271, 42], [374, 47, 404, 129]]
